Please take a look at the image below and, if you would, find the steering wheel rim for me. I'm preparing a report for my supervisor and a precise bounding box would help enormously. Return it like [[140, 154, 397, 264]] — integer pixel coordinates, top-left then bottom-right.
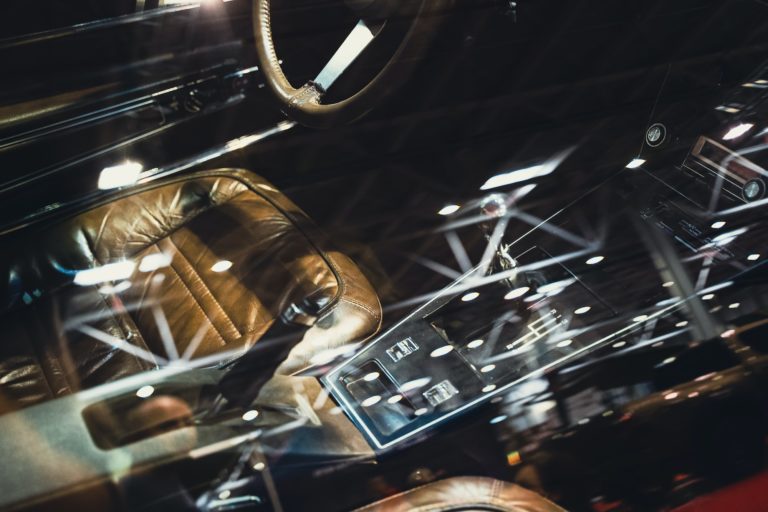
[[253, 0, 447, 128]]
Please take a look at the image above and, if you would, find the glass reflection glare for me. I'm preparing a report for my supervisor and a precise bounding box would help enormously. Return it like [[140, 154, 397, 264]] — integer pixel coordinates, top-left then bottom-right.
[[504, 286, 530, 300], [211, 260, 233, 273], [139, 253, 172, 272], [437, 204, 460, 216], [242, 410, 260, 421], [625, 158, 645, 169], [467, 339, 484, 349], [97, 161, 143, 190], [461, 292, 480, 302], [574, 306, 591, 315], [722, 122, 754, 140], [430, 346, 454, 358], [136, 385, 155, 398], [74, 261, 135, 286], [361, 396, 382, 407]]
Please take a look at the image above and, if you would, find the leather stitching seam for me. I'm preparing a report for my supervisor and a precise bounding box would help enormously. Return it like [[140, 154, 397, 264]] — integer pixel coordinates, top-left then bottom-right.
[[166, 260, 227, 347], [168, 238, 241, 339]]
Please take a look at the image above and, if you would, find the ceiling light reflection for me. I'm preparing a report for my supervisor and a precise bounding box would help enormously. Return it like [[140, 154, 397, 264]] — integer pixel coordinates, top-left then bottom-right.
[[211, 260, 233, 273], [438, 204, 460, 216], [586, 256, 604, 265], [242, 409, 259, 421], [74, 261, 135, 286], [461, 292, 480, 302], [723, 122, 754, 141], [361, 396, 382, 407], [467, 339, 484, 349], [430, 345, 454, 358], [574, 306, 591, 315], [98, 161, 143, 190], [626, 158, 646, 169], [504, 286, 529, 300], [136, 385, 154, 398], [480, 164, 548, 190]]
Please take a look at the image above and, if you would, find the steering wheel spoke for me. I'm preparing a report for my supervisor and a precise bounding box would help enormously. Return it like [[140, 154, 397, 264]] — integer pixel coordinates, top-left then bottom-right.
[[313, 19, 384, 93], [254, 0, 446, 127]]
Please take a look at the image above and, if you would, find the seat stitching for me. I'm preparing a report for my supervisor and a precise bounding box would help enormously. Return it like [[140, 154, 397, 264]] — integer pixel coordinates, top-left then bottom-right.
[[342, 296, 381, 319], [167, 237, 241, 339], [165, 261, 227, 347]]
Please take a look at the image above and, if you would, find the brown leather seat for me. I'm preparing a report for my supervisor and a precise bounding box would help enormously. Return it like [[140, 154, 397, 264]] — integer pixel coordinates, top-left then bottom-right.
[[353, 477, 566, 512], [0, 168, 381, 410]]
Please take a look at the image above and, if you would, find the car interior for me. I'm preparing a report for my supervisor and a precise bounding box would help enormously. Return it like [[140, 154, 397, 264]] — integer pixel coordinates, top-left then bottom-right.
[[1, 0, 768, 511]]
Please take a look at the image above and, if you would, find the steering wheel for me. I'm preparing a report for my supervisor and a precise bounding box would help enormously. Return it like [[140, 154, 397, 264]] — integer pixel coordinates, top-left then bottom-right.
[[253, 0, 448, 128]]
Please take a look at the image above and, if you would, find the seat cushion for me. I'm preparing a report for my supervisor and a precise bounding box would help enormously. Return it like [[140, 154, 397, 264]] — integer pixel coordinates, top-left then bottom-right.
[[0, 169, 381, 410], [352, 477, 566, 512]]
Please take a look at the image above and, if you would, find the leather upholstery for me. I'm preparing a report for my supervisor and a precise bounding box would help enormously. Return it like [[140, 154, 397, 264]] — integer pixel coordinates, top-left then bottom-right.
[[0, 168, 381, 410], [352, 477, 566, 512]]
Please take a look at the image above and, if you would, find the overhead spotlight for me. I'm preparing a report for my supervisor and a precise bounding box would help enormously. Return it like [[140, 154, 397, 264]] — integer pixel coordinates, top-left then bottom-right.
[[710, 221, 726, 229], [626, 158, 646, 169], [557, 339, 573, 348], [723, 122, 754, 141], [701, 294, 715, 301], [586, 256, 604, 265], [438, 204, 460, 216], [662, 281, 675, 288], [574, 306, 591, 315], [729, 302, 740, 309], [748, 253, 760, 261], [480, 164, 549, 190], [613, 341, 627, 348], [632, 315, 649, 323], [675, 321, 689, 328]]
